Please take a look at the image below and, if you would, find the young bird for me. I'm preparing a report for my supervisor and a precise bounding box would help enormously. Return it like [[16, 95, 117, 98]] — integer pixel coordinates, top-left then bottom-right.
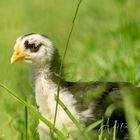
[[10, 33, 140, 140]]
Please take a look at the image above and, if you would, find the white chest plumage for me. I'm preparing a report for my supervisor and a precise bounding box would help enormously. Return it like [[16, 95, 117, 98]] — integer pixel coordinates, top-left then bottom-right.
[[35, 72, 79, 139]]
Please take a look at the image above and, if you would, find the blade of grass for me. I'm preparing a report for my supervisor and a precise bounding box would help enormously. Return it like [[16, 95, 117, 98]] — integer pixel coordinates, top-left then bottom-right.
[[0, 83, 64, 138], [123, 90, 140, 140], [54, 95, 84, 132], [53, 0, 83, 130], [54, 96, 92, 140], [113, 121, 117, 140], [99, 120, 104, 140], [104, 104, 116, 117], [85, 119, 103, 132], [25, 97, 28, 140]]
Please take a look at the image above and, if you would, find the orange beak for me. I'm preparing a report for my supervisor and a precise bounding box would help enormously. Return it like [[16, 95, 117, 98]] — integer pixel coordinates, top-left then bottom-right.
[[10, 46, 29, 63]]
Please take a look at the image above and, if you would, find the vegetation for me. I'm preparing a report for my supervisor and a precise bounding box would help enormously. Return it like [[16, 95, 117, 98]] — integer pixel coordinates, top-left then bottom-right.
[[0, 0, 140, 139]]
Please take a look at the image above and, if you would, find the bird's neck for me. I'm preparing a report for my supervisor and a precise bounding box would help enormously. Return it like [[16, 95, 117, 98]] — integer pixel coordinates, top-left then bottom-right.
[[34, 49, 65, 86], [34, 64, 63, 86], [35, 67, 59, 84]]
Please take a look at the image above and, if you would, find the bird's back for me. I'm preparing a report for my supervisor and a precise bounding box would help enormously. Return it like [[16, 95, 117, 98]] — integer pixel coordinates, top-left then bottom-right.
[[65, 81, 140, 139]]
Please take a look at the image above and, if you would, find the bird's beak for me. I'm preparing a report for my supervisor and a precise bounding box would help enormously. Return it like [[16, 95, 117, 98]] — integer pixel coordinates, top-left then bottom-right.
[[10, 46, 29, 63]]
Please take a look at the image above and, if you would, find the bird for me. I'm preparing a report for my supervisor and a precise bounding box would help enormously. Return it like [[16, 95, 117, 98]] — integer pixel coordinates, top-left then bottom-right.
[[10, 33, 140, 140]]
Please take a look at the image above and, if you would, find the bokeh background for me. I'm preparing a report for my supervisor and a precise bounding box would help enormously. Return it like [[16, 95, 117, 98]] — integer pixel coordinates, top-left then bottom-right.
[[0, 0, 140, 139]]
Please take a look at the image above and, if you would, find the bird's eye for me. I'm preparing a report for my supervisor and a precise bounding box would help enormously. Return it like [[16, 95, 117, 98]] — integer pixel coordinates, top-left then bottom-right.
[[24, 40, 42, 52]]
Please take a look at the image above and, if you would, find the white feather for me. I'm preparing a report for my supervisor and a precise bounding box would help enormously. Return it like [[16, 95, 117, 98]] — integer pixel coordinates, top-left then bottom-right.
[[35, 70, 80, 140]]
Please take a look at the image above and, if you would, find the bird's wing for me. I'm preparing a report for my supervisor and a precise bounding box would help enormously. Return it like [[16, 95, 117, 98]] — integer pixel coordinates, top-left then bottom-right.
[[65, 81, 140, 123]]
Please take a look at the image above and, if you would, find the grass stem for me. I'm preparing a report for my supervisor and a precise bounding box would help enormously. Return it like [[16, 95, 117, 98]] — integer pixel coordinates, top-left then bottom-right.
[[53, 0, 83, 132], [25, 97, 28, 140], [0, 83, 64, 138]]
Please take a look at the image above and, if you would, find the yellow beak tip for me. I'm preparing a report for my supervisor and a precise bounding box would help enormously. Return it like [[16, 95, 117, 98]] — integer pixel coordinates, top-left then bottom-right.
[[10, 56, 16, 64], [10, 59, 14, 64]]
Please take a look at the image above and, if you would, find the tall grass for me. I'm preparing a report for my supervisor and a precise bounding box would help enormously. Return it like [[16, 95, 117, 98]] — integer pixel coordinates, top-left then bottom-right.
[[53, 0, 83, 132], [0, 0, 140, 140]]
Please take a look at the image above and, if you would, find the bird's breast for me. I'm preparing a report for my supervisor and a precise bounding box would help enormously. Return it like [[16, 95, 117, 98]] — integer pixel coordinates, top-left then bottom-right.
[[35, 74, 56, 117], [35, 74, 80, 131]]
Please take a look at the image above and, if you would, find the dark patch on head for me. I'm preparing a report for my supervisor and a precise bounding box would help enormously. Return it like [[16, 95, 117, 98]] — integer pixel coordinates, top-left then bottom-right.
[[40, 34, 49, 39], [24, 40, 42, 52], [21, 33, 36, 40], [21, 33, 49, 40]]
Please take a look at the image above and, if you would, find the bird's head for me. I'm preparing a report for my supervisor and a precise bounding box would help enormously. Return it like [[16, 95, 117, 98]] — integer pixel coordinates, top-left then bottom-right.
[[11, 33, 58, 68]]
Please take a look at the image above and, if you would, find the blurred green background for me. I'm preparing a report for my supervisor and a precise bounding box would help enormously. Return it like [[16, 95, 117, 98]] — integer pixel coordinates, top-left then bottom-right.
[[0, 0, 140, 139]]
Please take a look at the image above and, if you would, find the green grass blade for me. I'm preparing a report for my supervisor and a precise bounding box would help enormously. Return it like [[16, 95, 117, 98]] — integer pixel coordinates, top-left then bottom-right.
[[54, 96, 93, 140], [99, 120, 104, 140], [85, 119, 103, 132], [113, 121, 117, 140], [123, 91, 140, 140], [0, 83, 64, 138], [25, 97, 28, 140], [53, 0, 83, 129], [54, 95, 84, 132]]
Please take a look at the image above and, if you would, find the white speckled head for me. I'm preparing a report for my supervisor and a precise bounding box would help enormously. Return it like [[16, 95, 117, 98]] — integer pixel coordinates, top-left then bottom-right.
[[11, 33, 56, 67]]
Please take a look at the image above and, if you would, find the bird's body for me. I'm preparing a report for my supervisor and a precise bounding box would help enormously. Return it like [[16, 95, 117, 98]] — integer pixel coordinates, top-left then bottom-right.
[[35, 69, 80, 139], [35, 69, 134, 139], [11, 33, 140, 140]]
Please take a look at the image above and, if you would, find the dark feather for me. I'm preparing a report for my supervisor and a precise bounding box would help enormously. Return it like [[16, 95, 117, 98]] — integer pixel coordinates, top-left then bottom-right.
[[64, 81, 140, 139]]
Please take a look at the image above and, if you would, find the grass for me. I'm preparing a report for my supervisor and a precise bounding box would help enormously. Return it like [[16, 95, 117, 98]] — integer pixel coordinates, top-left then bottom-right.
[[0, 0, 140, 140], [53, 0, 82, 133]]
